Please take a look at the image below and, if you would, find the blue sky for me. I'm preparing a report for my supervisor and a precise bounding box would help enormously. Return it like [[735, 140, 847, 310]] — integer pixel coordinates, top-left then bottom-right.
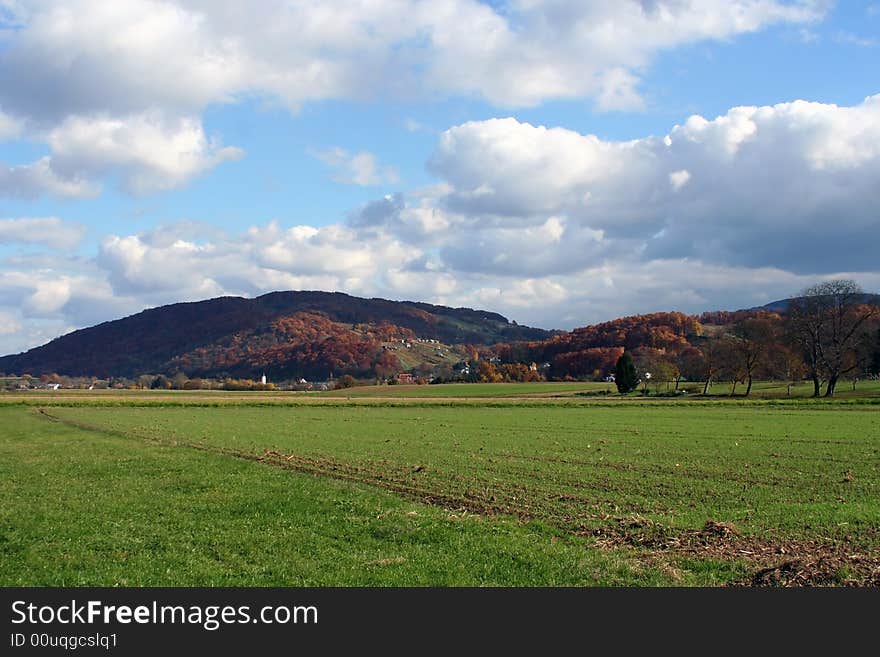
[[1, 0, 879, 354]]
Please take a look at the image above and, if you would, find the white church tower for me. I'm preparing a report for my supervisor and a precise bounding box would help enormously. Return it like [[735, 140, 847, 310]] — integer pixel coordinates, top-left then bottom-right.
[[261, 373, 267, 385]]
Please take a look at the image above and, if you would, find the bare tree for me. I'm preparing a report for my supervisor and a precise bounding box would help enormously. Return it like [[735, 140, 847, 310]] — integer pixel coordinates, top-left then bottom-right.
[[730, 316, 777, 397], [788, 280, 878, 397], [787, 294, 824, 397], [691, 341, 724, 395], [712, 337, 744, 396]]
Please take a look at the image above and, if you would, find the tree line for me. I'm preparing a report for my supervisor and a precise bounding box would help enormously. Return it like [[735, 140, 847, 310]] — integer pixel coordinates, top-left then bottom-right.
[[607, 280, 878, 397]]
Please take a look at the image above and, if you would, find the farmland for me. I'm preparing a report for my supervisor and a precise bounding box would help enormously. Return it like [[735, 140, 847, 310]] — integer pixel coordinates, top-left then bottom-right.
[[1, 385, 878, 586]]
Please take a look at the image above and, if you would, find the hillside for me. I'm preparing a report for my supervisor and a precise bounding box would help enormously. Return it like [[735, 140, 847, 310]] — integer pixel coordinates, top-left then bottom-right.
[[752, 293, 880, 314], [495, 312, 703, 380], [0, 291, 551, 379]]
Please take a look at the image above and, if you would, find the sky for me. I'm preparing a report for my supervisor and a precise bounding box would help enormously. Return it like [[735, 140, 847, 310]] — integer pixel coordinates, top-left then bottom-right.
[[0, 0, 879, 355]]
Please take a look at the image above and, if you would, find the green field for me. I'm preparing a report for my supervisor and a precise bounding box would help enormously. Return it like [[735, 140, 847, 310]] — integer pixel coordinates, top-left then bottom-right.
[[321, 381, 614, 398], [2, 387, 878, 586], [320, 379, 880, 399]]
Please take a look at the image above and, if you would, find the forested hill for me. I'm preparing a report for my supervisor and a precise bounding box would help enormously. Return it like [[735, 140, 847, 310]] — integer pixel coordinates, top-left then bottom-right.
[[753, 293, 880, 313], [0, 290, 552, 378]]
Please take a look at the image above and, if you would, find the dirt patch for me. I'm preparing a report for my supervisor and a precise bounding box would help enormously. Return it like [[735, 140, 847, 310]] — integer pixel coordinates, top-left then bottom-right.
[[750, 552, 880, 587], [586, 517, 880, 587]]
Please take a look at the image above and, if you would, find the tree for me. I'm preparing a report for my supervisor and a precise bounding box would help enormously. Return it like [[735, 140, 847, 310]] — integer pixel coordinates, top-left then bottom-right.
[[652, 359, 679, 392], [789, 280, 878, 397], [675, 346, 707, 391], [711, 337, 744, 396], [477, 360, 502, 383], [614, 352, 638, 393], [730, 316, 777, 397], [373, 351, 401, 380], [872, 327, 880, 377], [697, 343, 721, 395], [767, 345, 807, 396], [786, 296, 823, 397], [150, 375, 171, 390]]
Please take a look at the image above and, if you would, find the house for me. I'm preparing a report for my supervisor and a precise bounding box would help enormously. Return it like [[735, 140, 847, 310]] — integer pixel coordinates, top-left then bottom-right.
[[397, 373, 414, 384]]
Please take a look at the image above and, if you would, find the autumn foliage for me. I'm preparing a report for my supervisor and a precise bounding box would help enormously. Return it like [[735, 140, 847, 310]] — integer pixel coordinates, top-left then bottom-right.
[[168, 312, 410, 380], [496, 312, 700, 380]]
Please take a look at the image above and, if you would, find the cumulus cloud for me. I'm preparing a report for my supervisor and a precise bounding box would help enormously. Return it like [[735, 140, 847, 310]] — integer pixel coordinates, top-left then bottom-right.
[[1, 1, 824, 113], [44, 112, 243, 194], [0, 217, 87, 250], [0, 113, 243, 198], [0, 265, 121, 326], [0, 157, 98, 198], [0, 110, 22, 140], [0, 0, 243, 121], [0, 310, 20, 336], [95, 220, 415, 306], [3, 92, 880, 353], [0, 1, 826, 197], [415, 0, 825, 107], [424, 95, 880, 274], [311, 148, 399, 186]]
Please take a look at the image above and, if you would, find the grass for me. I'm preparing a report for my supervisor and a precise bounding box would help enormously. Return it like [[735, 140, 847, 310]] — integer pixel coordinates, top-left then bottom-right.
[[2, 388, 878, 586], [0, 406, 674, 586], [320, 381, 614, 398]]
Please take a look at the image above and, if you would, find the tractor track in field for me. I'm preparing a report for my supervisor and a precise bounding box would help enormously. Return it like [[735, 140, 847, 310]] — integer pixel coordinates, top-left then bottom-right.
[[35, 407, 880, 587]]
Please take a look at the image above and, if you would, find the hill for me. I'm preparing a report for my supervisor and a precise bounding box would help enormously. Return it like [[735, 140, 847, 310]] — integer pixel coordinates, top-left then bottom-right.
[[752, 293, 880, 314], [495, 312, 703, 380], [0, 291, 551, 379]]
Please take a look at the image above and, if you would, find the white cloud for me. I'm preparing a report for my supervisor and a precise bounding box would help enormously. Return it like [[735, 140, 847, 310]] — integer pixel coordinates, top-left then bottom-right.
[[416, 0, 825, 107], [311, 147, 399, 186], [0, 110, 22, 140], [0, 1, 828, 197], [25, 277, 73, 314], [0, 0, 244, 120], [3, 91, 880, 352], [0, 217, 87, 250], [424, 95, 880, 273], [0, 157, 99, 198], [669, 169, 691, 190], [95, 220, 415, 305], [0, 1, 826, 113], [46, 112, 244, 194], [0, 266, 119, 322], [0, 310, 20, 336]]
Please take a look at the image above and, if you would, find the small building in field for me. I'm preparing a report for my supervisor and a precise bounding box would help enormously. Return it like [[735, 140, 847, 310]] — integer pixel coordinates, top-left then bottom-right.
[[397, 373, 414, 384]]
